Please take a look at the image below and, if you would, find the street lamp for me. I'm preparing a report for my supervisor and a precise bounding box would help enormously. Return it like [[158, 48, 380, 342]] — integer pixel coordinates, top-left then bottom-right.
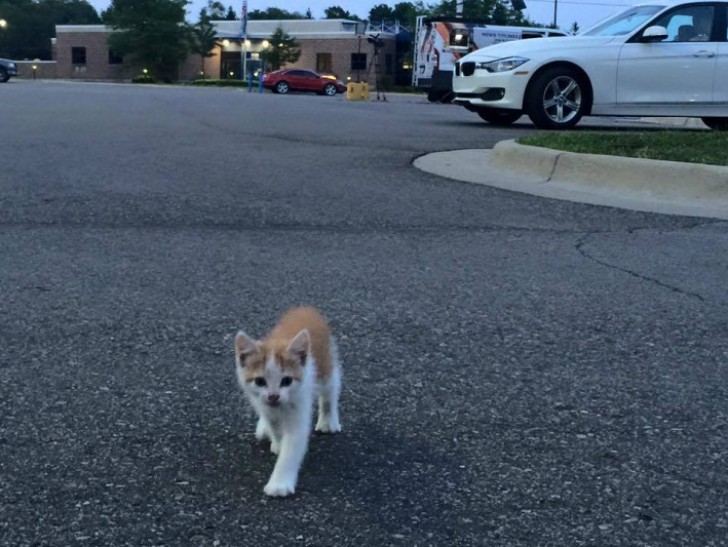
[[0, 19, 7, 29]]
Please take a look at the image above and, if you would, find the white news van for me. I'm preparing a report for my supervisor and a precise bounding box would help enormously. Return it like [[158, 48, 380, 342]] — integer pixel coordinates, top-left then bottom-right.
[[412, 16, 567, 102]]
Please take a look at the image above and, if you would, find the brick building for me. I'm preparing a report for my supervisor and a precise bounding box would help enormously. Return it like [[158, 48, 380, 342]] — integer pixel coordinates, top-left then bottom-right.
[[49, 19, 411, 86]]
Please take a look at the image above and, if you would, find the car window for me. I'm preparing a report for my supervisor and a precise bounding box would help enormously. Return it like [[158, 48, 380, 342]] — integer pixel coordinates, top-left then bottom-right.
[[651, 5, 715, 42], [582, 5, 664, 36]]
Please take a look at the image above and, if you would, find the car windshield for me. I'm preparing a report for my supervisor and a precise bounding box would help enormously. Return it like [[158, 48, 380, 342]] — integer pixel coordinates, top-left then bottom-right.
[[581, 5, 665, 36]]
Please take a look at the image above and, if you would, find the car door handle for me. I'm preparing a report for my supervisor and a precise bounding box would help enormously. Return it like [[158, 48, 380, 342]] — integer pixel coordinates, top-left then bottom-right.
[[693, 50, 715, 58]]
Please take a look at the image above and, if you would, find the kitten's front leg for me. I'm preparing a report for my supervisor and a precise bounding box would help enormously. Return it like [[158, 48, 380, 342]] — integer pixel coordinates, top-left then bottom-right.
[[256, 418, 281, 454], [263, 429, 309, 497], [255, 417, 271, 441]]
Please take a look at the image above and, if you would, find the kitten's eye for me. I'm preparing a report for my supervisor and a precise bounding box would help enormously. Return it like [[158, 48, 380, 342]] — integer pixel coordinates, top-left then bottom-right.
[[280, 376, 293, 387], [254, 377, 267, 387]]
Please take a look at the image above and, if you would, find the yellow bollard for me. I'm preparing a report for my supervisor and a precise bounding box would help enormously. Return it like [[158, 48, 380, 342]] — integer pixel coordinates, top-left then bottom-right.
[[346, 82, 370, 101]]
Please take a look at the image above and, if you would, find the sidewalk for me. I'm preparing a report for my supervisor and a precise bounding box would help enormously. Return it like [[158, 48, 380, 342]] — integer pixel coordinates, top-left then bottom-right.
[[414, 139, 728, 220]]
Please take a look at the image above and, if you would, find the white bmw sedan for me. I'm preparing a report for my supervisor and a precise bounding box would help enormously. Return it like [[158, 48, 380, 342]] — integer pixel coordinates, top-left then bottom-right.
[[452, 0, 728, 129]]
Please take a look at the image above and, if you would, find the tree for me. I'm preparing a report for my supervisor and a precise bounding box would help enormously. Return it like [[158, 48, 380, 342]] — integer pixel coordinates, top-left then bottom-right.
[[224, 5, 236, 19], [248, 7, 306, 19], [0, 0, 100, 59], [368, 3, 393, 22], [104, 0, 193, 82], [392, 1, 421, 28], [205, 0, 225, 19], [427, 0, 531, 25], [260, 26, 299, 71], [570, 21, 580, 34], [191, 7, 217, 77], [324, 5, 360, 20]]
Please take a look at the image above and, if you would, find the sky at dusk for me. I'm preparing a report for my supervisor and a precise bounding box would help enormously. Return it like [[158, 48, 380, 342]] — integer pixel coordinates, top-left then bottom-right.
[[86, 0, 640, 31]]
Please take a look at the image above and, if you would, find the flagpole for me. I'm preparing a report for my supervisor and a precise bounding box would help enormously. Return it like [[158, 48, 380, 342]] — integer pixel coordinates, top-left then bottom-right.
[[241, 0, 248, 79]]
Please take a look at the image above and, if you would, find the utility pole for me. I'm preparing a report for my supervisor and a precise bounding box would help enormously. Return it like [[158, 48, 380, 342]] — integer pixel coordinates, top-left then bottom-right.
[[553, 0, 558, 27], [241, 0, 248, 79]]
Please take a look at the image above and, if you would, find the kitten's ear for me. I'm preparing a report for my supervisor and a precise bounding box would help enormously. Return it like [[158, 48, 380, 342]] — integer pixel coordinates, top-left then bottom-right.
[[287, 329, 310, 365], [235, 331, 259, 363]]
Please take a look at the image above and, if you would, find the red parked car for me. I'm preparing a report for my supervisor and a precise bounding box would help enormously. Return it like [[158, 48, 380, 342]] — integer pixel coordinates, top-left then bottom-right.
[[262, 69, 347, 96]]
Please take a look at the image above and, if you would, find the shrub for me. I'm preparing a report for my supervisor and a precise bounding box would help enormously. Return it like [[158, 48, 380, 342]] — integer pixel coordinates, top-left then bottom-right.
[[131, 73, 155, 84]]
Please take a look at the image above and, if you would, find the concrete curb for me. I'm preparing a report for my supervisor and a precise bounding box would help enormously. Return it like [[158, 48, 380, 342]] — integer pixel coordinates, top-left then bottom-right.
[[640, 117, 709, 129], [413, 140, 728, 220]]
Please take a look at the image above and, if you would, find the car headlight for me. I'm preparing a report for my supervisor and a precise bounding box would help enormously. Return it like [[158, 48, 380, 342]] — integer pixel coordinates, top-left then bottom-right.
[[477, 56, 529, 73]]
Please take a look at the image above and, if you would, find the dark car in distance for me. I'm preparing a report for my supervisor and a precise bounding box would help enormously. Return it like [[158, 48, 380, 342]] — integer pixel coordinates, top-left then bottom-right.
[[0, 58, 18, 82], [262, 69, 347, 96]]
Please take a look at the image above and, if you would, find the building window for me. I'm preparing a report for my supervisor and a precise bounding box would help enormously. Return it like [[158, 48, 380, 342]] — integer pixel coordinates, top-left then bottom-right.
[[351, 53, 367, 71], [385, 54, 393, 74], [71, 47, 86, 65], [316, 53, 332, 73], [108, 50, 123, 65]]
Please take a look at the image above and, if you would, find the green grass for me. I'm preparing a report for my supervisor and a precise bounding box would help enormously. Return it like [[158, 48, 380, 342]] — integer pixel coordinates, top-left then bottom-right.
[[518, 130, 728, 166]]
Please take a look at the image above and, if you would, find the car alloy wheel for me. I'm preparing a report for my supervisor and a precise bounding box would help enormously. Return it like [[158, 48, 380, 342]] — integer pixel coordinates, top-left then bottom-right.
[[0, 68, 9, 83], [526, 67, 586, 129], [275, 81, 289, 94], [323, 83, 337, 96]]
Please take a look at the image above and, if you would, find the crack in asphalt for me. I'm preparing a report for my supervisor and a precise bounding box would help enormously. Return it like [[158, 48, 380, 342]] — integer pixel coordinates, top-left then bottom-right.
[[575, 233, 706, 303]]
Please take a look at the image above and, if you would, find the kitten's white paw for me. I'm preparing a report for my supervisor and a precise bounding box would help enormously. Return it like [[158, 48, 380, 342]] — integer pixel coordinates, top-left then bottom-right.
[[264, 480, 295, 497], [270, 441, 281, 455], [315, 420, 342, 434], [255, 419, 270, 441]]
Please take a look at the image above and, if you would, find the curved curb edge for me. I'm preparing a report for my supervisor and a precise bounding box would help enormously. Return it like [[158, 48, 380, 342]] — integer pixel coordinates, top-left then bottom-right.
[[413, 141, 728, 220]]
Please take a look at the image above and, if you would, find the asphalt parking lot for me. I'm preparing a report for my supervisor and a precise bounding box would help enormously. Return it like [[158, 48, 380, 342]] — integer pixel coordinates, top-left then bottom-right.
[[1, 80, 726, 547]]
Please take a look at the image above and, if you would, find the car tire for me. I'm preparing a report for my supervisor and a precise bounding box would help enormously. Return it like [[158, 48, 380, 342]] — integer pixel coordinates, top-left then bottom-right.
[[476, 109, 522, 126], [275, 81, 289, 94], [526, 67, 587, 129], [701, 117, 728, 131], [0, 68, 9, 83], [323, 83, 337, 96]]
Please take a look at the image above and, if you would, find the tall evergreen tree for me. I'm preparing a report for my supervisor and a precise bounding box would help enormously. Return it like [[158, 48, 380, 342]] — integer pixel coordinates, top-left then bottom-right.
[[192, 7, 217, 77], [103, 0, 192, 81], [260, 26, 299, 71]]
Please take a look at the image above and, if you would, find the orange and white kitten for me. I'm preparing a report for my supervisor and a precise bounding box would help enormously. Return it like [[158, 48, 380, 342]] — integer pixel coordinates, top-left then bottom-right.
[[234, 306, 342, 497]]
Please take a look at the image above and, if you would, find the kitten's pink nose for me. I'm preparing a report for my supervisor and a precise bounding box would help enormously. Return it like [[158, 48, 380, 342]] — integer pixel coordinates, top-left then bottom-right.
[[267, 394, 280, 404]]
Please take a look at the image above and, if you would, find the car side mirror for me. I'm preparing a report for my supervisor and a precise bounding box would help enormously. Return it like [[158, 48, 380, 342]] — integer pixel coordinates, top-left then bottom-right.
[[640, 25, 668, 42]]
